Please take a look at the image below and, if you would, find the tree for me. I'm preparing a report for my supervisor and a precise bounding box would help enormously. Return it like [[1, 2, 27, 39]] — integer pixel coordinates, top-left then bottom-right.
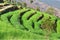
[[22, 2, 27, 7], [36, 7, 40, 11], [30, 0, 33, 3], [40, 18, 56, 38], [41, 18, 56, 32], [46, 7, 55, 15]]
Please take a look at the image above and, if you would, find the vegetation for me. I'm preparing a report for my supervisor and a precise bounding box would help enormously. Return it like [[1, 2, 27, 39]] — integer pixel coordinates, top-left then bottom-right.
[[46, 7, 55, 15], [30, 0, 33, 3], [22, 2, 27, 8], [36, 7, 40, 11], [0, 20, 44, 39], [0, 0, 60, 40], [0, 7, 60, 39]]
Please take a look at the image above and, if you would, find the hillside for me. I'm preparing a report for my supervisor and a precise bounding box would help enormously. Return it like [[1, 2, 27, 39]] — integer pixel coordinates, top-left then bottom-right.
[[0, 0, 60, 40]]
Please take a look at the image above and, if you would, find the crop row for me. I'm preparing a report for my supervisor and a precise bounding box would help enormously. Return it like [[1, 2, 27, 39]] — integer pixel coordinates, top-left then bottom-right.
[[0, 7, 60, 39]]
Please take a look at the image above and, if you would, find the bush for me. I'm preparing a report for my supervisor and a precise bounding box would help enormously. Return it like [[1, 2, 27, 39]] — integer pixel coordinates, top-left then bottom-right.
[[36, 7, 40, 11], [22, 2, 27, 8], [41, 18, 56, 32], [30, 0, 33, 3], [46, 7, 55, 15]]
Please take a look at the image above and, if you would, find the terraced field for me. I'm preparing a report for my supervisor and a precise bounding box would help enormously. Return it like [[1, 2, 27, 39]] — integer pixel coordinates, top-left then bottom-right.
[[0, 4, 60, 40]]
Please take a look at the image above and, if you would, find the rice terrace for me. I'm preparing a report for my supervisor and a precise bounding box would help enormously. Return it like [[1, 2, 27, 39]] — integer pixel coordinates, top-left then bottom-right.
[[0, 0, 60, 40]]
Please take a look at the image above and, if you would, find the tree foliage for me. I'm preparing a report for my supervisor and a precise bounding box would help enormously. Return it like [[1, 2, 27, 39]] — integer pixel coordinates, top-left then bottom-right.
[[46, 7, 55, 15], [30, 0, 33, 3], [41, 18, 56, 32], [36, 7, 40, 11]]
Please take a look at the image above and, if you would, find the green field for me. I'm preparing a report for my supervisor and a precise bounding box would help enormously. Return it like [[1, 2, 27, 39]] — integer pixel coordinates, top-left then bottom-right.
[[0, 7, 60, 40]]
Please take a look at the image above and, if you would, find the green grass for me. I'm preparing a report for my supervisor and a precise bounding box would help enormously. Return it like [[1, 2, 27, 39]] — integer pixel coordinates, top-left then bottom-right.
[[0, 7, 60, 40], [1, 10, 20, 24], [57, 19, 60, 34], [10, 8, 30, 29], [22, 9, 36, 31], [0, 20, 45, 40]]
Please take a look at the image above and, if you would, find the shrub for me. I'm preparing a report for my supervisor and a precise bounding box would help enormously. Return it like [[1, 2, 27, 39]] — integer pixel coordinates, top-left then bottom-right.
[[36, 7, 40, 11], [46, 7, 55, 15], [30, 0, 33, 3], [41, 18, 56, 32], [22, 2, 27, 8]]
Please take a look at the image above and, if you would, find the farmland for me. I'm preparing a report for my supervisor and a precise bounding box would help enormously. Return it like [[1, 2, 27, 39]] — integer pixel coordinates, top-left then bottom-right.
[[0, 0, 60, 40]]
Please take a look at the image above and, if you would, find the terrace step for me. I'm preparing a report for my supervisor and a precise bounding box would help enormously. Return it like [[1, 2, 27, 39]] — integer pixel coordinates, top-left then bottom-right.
[[0, 4, 18, 14]]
